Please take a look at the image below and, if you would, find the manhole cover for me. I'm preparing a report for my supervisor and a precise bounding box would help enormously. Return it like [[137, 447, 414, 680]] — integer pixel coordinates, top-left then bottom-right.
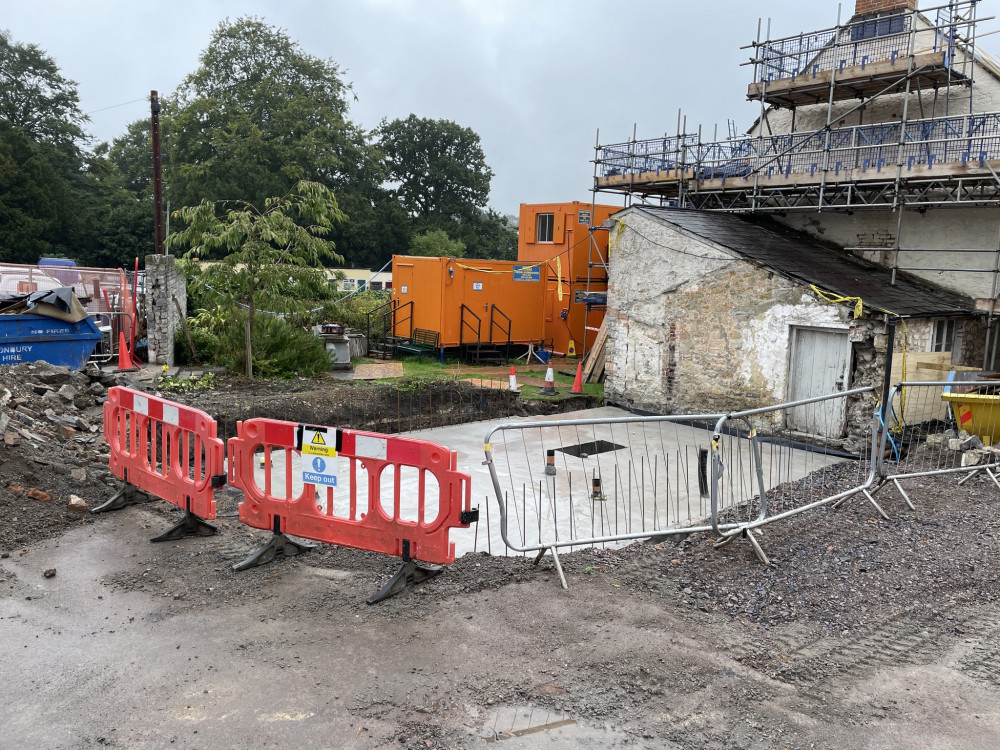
[[557, 440, 624, 458]]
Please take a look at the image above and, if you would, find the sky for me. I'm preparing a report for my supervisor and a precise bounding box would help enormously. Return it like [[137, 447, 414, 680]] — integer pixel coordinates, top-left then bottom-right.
[[3, 0, 1000, 217]]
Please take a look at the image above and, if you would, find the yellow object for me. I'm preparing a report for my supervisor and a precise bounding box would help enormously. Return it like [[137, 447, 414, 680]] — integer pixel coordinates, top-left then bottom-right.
[[567, 339, 577, 357], [556, 256, 563, 301], [941, 392, 1000, 444]]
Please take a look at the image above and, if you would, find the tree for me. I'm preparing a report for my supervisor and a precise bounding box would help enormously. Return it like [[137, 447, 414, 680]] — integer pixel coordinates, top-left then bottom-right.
[[408, 229, 465, 258], [167, 180, 346, 377], [0, 30, 88, 150], [165, 18, 380, 213], [0, 120, 72, 262], [376, 114, 493, 223]]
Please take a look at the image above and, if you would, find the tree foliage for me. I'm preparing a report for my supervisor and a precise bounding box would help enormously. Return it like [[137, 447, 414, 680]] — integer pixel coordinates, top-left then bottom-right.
[[166, 17, 378, 212], [167, 180, 346, 377], [376, 114, 493, 223], [0, 20, 518, 317], [409, 228, 465, 258], [0, 30, 88, 150]]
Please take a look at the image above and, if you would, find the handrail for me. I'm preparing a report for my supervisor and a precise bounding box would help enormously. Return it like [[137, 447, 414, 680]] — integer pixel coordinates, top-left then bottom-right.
[[740, 0, 983, 84], [366, 297, 393, 350], [489, 304, 512, 362], [489, 305, 511, 344], [459, 303, 482, 354], [596, 109, 1000, 186]]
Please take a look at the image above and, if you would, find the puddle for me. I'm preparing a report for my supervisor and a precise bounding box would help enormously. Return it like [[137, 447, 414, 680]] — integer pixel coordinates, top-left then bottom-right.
[[477, 704, 636, 748]]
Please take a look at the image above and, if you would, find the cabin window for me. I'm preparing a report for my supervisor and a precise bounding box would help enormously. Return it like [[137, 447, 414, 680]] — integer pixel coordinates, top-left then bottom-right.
[[536, 213, 554, 243]]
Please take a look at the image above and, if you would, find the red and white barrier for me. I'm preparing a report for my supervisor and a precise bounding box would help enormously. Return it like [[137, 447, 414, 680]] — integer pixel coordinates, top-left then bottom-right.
[[98, 386, 225, 540]]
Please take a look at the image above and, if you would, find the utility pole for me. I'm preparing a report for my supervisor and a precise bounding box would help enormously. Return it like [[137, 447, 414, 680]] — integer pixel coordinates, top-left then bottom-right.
[[151, 90, 164, 255]]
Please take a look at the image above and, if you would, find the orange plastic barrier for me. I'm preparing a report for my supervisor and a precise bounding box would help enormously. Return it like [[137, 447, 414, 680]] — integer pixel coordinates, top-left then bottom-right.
[[99, 386, 226, 539], [227, 417, 475, 568]]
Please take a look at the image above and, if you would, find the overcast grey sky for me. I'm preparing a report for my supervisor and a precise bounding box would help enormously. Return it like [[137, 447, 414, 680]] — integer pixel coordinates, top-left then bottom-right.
[[3, 0, 999, 216]]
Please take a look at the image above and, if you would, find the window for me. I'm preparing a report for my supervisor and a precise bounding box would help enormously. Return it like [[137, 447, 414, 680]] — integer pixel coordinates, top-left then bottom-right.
[[850, 12, 906, 41], [370, 281, 382, 291], [931, 319, 955, 353], [341, 279, 355, 291], [536, 213, 554, 243]]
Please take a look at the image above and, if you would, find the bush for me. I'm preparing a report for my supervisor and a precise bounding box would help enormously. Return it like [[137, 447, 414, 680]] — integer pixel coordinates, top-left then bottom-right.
[[174, 326, 221, 366], [219, 313, 332, 379]]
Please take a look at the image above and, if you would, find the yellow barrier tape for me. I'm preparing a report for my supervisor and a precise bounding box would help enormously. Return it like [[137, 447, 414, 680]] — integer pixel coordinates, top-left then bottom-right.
[[809, 284, 864, 319], [557, 257, 563, 301]]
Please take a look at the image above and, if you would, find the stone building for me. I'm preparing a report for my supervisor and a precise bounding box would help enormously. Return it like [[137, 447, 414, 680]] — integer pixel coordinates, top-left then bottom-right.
[[604, 207, 981, 445], [593, 0, 1000, 430]]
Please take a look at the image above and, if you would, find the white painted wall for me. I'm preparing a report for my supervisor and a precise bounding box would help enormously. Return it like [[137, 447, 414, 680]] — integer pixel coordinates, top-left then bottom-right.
[[738, 297, 847, 402], [778, 206, 1000, 300]]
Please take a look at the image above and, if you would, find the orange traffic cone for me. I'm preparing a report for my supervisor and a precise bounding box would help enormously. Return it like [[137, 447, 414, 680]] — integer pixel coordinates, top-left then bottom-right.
[[508, 365, 520, 393], [539, 366, 557, 396], [570, 362, 584, 394], [116, 331, 139, 372]]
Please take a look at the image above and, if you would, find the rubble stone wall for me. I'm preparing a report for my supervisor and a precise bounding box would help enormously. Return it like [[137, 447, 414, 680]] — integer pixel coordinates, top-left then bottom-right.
[[144, 255, 186, 366]]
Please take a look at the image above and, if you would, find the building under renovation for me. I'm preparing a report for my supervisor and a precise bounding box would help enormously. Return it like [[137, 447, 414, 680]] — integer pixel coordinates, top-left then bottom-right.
[[594, 0, 1000, 425]]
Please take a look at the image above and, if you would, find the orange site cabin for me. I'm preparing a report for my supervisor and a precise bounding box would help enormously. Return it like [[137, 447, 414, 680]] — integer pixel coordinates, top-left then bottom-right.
[[390, 201, 619, 355]]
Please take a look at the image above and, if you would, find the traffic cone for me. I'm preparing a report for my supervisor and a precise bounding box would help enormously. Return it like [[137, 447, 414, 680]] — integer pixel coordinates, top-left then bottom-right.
[[539, 366, 557, 396], [570, 362, 584, 394], [508, 365, 520, 393], [116, 331, 139, 372]]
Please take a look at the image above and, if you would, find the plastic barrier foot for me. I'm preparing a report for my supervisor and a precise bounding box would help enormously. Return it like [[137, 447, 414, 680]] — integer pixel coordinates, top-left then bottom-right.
[[150, 509, 218, 543], [91, 482, 154, 514], [366, 560, 443, 605], [231, 533, 315, 571]]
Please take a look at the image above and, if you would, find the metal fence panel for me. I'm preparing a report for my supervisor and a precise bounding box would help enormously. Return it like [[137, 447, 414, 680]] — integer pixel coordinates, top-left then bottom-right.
[[873, 380, 1000, 507], [709, 387, 879, 563]]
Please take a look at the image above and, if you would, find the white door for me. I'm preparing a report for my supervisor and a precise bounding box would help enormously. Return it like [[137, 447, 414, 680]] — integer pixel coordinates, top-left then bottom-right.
[[787, 327, 851, 438]]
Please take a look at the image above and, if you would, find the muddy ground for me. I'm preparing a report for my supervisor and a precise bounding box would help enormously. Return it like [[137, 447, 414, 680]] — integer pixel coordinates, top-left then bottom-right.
[[2, 367, 1000, 748]]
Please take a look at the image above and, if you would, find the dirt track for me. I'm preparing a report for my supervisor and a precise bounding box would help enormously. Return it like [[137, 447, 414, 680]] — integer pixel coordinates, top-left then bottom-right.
[[3, 368, 1000, 748]]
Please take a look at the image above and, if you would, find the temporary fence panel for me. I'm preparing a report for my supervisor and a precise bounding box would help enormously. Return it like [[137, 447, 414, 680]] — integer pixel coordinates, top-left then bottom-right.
[[100, 386, 225, 538], [874, 380, 1000, 507], [709, 387, 879, 563], [227, 417, 475, 566], [484, 408, 740, 587]]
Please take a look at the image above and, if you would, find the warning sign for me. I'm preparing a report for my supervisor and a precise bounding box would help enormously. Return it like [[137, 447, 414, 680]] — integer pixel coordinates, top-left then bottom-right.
[[300, 425, 337, 458]]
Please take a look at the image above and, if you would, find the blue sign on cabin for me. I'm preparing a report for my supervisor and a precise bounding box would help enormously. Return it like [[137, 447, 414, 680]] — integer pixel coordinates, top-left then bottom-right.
[[512, 265, 540, 282]]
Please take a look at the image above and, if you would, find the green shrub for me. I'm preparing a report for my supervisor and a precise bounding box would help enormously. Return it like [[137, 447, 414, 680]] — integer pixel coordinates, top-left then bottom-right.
[[174, 326, 221, 366], [217, 313, 332, 379]]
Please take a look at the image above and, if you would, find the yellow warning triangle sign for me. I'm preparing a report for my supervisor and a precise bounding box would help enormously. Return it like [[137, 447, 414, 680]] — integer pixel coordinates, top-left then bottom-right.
[[311, 432, 326, 446]]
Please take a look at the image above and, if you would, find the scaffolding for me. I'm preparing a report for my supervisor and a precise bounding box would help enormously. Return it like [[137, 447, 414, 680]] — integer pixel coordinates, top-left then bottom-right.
[[591, 0, 1000, 367], [592, 0, 991, 212]]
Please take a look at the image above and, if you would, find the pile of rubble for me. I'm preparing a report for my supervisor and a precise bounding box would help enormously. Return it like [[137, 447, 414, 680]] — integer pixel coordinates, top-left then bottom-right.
[[925, 429, 1000, 466], [0, 361, 119, 513]]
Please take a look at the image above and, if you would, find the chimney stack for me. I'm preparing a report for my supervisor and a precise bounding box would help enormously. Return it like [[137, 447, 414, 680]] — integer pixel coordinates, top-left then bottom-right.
[[855, 0, 916, 15]]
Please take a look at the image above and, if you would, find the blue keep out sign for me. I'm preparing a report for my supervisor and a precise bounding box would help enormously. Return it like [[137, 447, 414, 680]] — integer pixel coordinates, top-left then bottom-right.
[[302, 455, 337, 487]]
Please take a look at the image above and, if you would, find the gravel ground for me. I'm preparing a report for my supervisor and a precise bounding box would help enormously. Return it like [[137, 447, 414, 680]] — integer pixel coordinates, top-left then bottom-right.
[[2, 368, 1000, 748]]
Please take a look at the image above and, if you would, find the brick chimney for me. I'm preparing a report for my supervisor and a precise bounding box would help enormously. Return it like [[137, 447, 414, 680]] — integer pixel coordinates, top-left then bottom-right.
[[855, 0, 916, 15]]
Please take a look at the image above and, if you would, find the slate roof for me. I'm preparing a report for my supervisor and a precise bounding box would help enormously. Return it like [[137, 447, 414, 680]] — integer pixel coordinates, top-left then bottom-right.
[[627, 207, 978, 318]]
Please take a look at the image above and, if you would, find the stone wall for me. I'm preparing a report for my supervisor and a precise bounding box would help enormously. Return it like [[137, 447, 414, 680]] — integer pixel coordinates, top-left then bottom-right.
[[144, 255, 186, 366], [605, 210, 986, 448]]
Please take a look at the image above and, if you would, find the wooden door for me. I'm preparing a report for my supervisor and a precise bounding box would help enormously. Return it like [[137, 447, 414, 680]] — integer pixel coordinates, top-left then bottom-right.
[[787, 327, 851, 438]]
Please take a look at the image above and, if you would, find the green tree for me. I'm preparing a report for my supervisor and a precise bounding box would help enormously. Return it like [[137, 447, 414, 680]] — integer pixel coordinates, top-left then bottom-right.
[[376, 114, 493, 223], [408, 228, 465, 258], [165, 18, 379, 213], [0, 120, 72, 262], [167, 180, 346, 377], [0, 30, 88, 150]]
